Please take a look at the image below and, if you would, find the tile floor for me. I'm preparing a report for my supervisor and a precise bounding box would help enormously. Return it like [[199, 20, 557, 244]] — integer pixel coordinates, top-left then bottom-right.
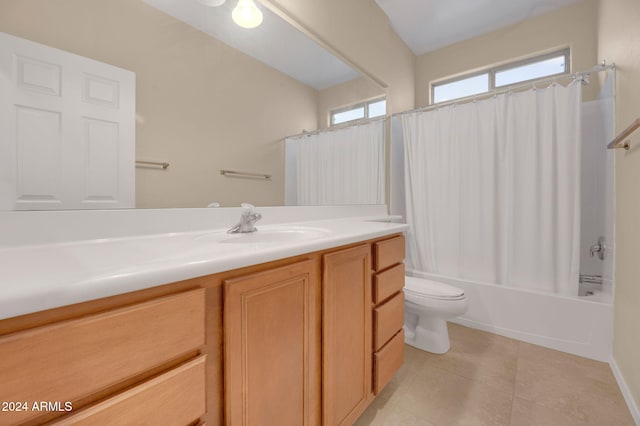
[[355, 323, 635, 426]]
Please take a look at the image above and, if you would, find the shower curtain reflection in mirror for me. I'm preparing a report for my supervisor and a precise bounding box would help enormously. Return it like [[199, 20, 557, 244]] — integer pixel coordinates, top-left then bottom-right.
[[285, 120, 385, 205]]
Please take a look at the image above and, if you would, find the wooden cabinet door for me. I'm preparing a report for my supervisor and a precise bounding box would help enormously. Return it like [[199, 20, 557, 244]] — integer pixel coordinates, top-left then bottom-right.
[[224, 260, 321, 426], [322, 244, 372, 426]]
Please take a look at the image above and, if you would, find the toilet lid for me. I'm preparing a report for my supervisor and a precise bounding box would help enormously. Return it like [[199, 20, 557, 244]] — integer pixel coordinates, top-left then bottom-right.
[[404, 276, 465, 301]]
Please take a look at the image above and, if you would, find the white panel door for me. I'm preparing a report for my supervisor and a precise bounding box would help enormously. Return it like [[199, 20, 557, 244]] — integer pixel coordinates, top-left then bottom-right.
[[0, 32, 135, 210]]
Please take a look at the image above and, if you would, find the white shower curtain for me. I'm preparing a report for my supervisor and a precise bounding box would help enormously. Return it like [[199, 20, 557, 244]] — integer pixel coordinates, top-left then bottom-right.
[[291, 120, 385, 205], [402, 83, 582, 295]]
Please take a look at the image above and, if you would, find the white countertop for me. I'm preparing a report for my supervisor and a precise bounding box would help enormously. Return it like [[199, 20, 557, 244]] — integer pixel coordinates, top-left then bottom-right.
[[0, 216, 407, 319]]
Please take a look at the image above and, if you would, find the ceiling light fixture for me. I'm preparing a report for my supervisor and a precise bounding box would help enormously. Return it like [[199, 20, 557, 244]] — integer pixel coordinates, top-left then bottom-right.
[[232, 0, 263, 29], [197, 0, 227, 6]]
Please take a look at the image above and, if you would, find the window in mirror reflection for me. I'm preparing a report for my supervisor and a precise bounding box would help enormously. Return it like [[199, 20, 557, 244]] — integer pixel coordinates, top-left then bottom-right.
[[332, 106, 365, 125], [330, 97, 387, 126], [368, 99, 387, 118]]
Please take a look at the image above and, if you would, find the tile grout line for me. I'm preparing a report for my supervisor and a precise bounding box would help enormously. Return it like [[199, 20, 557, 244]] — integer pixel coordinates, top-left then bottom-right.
[[508, 341, 522, 425]]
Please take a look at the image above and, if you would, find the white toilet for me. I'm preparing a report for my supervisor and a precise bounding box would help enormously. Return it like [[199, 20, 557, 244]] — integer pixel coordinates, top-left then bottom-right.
[[403, 276, 468, 354]]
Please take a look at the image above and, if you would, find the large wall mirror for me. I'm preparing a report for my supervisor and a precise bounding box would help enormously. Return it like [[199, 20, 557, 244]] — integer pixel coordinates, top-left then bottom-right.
[[0, 0, 386, 210]]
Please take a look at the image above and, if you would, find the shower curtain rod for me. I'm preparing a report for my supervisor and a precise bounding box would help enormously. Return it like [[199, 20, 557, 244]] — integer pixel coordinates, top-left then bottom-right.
[[285, 63, 615, 140], [392, 63, 616, 118], [285, 116, 386, 140]]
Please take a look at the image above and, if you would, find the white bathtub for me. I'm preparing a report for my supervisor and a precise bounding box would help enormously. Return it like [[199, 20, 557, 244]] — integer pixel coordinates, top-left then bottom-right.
[[407, 270, 613, 362]]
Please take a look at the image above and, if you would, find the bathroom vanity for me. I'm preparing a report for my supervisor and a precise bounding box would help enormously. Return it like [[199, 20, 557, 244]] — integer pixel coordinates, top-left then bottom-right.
[[0, 211, 406, 426]]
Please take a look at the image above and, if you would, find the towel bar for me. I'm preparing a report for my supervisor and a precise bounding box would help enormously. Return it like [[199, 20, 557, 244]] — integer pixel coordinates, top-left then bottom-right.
[[607, 117, 640, 150]]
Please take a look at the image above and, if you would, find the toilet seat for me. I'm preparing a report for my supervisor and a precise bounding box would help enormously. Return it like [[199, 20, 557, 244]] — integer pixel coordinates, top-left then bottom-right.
[[404, 276, 465, 302]]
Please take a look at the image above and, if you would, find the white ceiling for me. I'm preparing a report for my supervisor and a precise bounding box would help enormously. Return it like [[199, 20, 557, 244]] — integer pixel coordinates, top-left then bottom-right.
[[143, 0, 359, 90], [375, 0, 584, 55]]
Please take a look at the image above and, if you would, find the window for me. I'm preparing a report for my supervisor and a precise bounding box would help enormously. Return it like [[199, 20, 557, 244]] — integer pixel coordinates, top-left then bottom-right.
[[330, 97, 387, 126], [433, 73, 489, 104], [431, 48, 570, 104]]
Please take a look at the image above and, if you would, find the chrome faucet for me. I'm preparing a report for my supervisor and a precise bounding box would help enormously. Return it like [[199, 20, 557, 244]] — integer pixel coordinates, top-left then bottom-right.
[[227, 203, 262, 234], [590, 236, 606, 260]]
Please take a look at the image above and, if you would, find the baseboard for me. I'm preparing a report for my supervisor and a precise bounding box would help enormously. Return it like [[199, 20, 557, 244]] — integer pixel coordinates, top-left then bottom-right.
[[450, 317, 610, 362], [609, 356, 640, 425]]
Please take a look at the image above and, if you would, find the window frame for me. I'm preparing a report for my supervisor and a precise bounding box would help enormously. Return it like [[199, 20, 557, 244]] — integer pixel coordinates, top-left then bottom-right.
[[329, 97, 387, 127], [430, 48, 570, 105]]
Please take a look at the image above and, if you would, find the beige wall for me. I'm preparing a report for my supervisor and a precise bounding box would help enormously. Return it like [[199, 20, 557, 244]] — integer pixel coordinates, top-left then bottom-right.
[[264, 0, 391, 88], [316, 27, 415, 128], [415, 0, 599, 107], [598, 0, 640, 414], [0, 0, 318, 208], [270, 0, 416, 126], [386, 28, 416, 114]]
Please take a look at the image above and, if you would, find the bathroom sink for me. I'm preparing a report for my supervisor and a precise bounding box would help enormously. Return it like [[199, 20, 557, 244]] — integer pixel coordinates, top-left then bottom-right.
[[196, 226, 332, 244]]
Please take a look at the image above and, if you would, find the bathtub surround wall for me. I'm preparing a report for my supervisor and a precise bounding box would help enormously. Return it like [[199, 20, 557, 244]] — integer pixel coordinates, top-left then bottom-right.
[[598, 0, 640, 421], [580, 73, 615, 289]]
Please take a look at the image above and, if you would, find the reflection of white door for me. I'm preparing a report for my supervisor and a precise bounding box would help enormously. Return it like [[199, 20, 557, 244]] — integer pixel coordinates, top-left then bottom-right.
[[0, 32, 135, 210]]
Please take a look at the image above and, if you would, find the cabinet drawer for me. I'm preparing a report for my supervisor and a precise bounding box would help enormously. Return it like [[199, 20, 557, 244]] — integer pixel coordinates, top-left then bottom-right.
[[373, 236, 405, 272], [373, 292, 404, 351], [52, 356, 206, 425], [373, 330, 404, 395], [0, 289, 205, 425], [373, 263, 405, 304]]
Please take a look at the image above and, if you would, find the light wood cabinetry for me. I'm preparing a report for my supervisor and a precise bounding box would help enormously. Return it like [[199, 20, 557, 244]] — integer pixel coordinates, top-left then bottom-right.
[[0, 289, 206, 426], [0, 233, 405, 426], [373, 236, 406, 272], [322, 244, 373, 426], [373, 263, 405, 304], [50, 356, 207, 426], [223, 259, 321, 426], [371, 235, 406, 396], [373, 330, 405, 394], [373, 292, 405, 351]]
